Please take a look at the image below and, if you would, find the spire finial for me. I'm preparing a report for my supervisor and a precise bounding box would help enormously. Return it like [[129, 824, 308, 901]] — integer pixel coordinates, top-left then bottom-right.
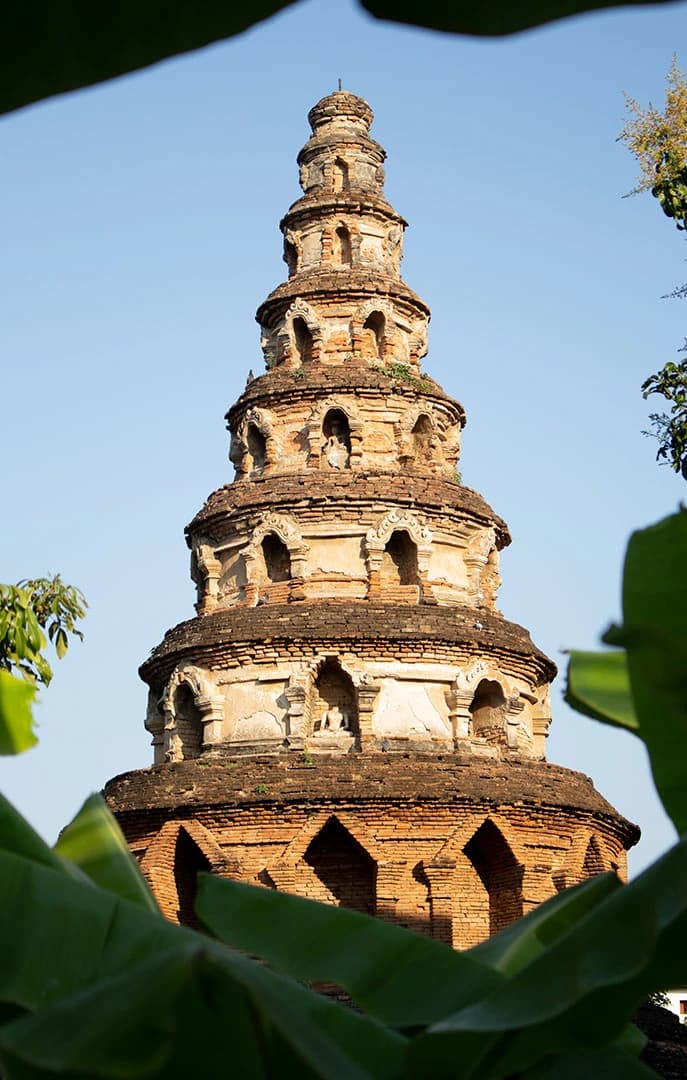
[[338, 78, 342, 91]]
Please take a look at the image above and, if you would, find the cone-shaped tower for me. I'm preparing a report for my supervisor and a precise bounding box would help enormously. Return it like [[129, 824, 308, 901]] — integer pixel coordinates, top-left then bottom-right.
[[106, 92, 637, 943]]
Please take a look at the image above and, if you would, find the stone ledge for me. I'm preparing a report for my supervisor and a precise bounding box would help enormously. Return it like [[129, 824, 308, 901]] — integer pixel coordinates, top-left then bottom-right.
[[187, 472, 508, 545], [139, 601, 555, 685], [104, 752, 639, 848]]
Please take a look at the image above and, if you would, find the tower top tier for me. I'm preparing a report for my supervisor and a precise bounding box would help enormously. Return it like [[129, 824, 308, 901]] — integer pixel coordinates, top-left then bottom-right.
[[257, 90, 428, 371]]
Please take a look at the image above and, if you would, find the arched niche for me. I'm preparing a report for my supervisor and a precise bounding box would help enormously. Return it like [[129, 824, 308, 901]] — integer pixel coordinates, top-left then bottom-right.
[[310, 658, 358, 739], [284, 237, 298, 276], [231, 407, 275, 479], [243, 513, 308, 605], [171, 683, 203, 760], [397, 406, 443, 469], [380, 530, 419, 587], [464, 819, 523, 936], [246, 423, 267, 472], [469, 679, 507, 745], [261, 533, 291, 583], [321, 408, 351, 469], [293, 316, 313, 365], [306, 397, 362, 468], [278, 300, 322, 368], [174, 827, 212, 927], [334, 225, 352, 267], [363, 310, 385, 359], [332, 157, 350, 193], [412, 413, 433, 451], [366, 509, 432, 600], [304, 816, 375, 915], [161, 666, 223, 762]]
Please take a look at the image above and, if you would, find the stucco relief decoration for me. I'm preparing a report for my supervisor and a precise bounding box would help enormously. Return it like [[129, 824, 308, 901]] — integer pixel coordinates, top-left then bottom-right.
[[455, 660, 490, 693], [356, 297, 394, 330], [248, 511, 301, 551], [283, 229, 302, 273], [243, 511, 309, 590], [233, 407, 275, 477], [259, 326, 278, 369], [161, 665, 221, 762], [366, 509, 433, 552], [190, 539, 221, 612], [408, 318, 429, 364], [306, 396, 360, 466], [279, 298, 323, 365]]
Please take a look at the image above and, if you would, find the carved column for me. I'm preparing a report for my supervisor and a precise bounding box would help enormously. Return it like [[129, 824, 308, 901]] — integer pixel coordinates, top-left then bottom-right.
[[285, 677, 308, 750], [349, 418, 364, 467], [357, 682, 381, 750], [445, 687, 472, 743]]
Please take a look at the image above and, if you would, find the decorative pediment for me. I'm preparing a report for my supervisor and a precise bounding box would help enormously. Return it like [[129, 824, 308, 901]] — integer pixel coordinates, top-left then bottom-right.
[[366, 508, 433, 551]]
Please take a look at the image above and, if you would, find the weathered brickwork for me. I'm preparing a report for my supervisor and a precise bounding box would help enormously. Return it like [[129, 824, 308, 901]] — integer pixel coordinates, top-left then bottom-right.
[[107, 90, 638, 946], [107, 756, 637, 939]]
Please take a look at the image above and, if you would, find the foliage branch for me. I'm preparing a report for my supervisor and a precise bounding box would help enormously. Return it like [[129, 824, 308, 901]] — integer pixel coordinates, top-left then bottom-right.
[[620, 59, 687, 478], [0, 576, 86, 687]]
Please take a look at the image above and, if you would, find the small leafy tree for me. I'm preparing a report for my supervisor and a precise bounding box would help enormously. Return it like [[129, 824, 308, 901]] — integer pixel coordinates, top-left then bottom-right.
[[0, 576, 87, 685], [620, 59, 687, 478]]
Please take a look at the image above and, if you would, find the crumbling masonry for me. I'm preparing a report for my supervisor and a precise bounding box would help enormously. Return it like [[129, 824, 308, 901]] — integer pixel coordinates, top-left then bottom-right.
[[105, 91, 638, 945]]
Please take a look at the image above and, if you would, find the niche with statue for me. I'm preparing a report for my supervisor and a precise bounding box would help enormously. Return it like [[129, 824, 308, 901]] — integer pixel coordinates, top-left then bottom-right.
[[309, 659, 358, 749]]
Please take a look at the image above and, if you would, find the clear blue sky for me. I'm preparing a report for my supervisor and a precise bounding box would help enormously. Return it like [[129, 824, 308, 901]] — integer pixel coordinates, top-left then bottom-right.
[[1, 0, 685, 874]]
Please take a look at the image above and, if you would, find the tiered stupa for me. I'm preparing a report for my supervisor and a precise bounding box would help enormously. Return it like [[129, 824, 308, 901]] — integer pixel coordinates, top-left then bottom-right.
[[106, 92, 638, 943]]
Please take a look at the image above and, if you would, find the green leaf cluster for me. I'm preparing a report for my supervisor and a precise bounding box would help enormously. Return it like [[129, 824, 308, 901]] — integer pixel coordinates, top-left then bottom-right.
[[641, 357, 687, 476], [621, 60, 687, 478], [0, 576, 87, 688]]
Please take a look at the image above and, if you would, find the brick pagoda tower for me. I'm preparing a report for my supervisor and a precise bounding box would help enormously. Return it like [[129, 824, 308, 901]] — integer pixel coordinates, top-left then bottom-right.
[[106, 91, 638, 943]]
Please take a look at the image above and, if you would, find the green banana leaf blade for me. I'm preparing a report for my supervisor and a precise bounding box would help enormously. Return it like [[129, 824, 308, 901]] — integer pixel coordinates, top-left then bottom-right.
[[0, 848, 405, 1079], [0, 673, 37, 756], [54, 793, 160, 913], [196, 873, 501, 1029], [565, 649, 638, 733], [610, 510, 687, 835]]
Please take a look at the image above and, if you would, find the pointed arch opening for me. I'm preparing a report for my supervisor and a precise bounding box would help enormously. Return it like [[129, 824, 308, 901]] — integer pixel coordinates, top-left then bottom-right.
[[261, 533, 291, 583], [334, 225, 352, 267], [583, 836, 606, 878], [381, 530, 419, 587], [363, 310, 385, 359], [312, 659, 358, 736], [293, 317, 314, 365], [469, 679, 507, 744], [304, 817, 375, 914], [464, 820, 523, 936], [333, 158, 349, 193], [322, 408, 351, 469], [174, 828, 211, 927], [173, 683, 203, 759], [246, 423, 266, 472]]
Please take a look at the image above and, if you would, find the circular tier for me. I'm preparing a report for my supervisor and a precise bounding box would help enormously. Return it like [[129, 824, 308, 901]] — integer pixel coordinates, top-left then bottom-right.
[[256, 267, 430, 324], [140, 602, 555, 684], [188, 473, 507, 545], [105, 753, 638, 940]]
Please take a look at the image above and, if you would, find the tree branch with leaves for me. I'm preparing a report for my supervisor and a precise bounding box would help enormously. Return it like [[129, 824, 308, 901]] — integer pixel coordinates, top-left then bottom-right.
[[0, 576, 87, 686], [620, 58, 687, 479]]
